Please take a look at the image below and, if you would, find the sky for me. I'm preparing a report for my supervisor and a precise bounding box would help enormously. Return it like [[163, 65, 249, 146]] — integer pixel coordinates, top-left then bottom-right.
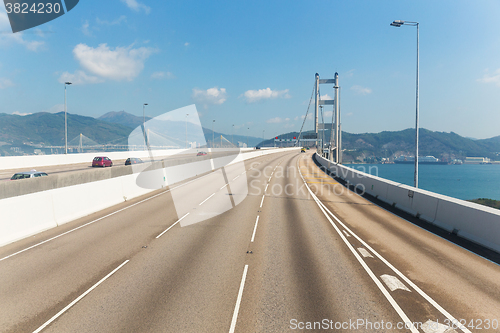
[[0, 0, 500, 139]]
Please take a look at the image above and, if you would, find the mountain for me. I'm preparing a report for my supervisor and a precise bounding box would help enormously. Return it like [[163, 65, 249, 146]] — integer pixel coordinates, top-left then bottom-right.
[[98, 111, 151, 129], [0, 111, 265, 155], [0, 112, 133, 155], [259, 127, 500, 162]]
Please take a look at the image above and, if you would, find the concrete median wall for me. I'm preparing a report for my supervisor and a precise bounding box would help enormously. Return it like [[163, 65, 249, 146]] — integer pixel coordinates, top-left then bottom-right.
[[0, 148, 298, 247], [314, 153, 500, 254]]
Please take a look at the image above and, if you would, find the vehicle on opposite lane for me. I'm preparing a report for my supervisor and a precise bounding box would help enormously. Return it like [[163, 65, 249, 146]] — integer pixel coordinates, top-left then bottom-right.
[[196, 151, 207, 156], [10, 170, 48, 180], [125, 158, 144, 165], [92, 156, 113, 167]]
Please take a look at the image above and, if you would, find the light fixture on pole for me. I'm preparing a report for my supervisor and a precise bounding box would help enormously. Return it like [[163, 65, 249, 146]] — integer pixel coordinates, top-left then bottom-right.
[[64, 82, 72, 154], [143, 103, 148, 151], [391, 19, 419, 188]]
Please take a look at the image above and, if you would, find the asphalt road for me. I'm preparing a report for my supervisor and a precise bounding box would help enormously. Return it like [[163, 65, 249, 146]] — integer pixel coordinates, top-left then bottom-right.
[[0, 150, 498, 332]]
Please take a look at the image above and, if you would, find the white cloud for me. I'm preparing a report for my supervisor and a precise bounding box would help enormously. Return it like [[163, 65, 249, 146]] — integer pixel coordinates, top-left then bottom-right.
[[72, 43, 156, 81], [58, 70, 103, 85], [12, 111, 31, 116], [81, 20, 92, 36], [320, 94, 333, 100], [120, 0, 151, 14], [266, 117, 292, 124], [0, 78, 14, 89], [351, 85, 372, 95], [151, 71, 175, 80], [241, 88, 291, 103], [184, 42, 190, 47], [0, 9, 45, 51], [42, 104, 64, 113], [192, 87, 227, 108], [267, 117, 283, 123], [96, 16, 127, 26], [477, 69, 500, 87]]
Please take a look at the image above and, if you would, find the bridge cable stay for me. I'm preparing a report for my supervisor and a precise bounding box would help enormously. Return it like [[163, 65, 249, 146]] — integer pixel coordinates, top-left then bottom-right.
[[295, 81, 316, 146]]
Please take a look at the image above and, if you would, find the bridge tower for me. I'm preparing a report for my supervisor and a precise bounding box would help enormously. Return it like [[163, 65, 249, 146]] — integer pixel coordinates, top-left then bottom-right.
[[314, 73, 341, 163]]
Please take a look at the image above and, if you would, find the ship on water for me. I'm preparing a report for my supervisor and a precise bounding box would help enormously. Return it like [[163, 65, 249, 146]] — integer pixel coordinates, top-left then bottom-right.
[[394, 155, 448, 165]]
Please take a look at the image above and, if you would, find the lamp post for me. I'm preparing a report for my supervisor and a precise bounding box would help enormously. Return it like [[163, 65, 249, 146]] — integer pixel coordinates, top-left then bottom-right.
[[143, 103, 148, 150], [64, 82, 72, 154], [247, 127, 249, 148], [212, 120, 215, 148], [262, 130, 265, 148], [185, 113, 189, 149], [391, 19, 419, 188], [232, 124, 234, 147]]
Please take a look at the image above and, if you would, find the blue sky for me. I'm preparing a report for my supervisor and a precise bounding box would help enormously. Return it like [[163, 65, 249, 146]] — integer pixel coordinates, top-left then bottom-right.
[[1, 0, 500, 139]]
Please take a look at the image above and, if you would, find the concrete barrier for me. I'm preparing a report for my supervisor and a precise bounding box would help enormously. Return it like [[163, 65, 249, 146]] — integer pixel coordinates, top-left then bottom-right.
[[0, 147, 298, 247], [314, 153, 500, 254]]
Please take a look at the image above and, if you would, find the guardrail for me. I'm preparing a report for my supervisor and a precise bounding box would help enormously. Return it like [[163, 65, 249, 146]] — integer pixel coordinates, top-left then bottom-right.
[[314, 153, 500, 254], [0, 148, 298, 247]]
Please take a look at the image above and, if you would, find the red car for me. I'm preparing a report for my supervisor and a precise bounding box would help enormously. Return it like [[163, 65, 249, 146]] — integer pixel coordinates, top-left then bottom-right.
[[92, 156, 113, 167], [196, 151, 207, 156]]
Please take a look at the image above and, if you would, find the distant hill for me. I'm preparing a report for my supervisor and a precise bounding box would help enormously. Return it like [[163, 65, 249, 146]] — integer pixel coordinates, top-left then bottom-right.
[[0, 112, 132, 147], [259, 126, 500, 162], [0, 111, 264, 155], [98, 111, 151, 130]]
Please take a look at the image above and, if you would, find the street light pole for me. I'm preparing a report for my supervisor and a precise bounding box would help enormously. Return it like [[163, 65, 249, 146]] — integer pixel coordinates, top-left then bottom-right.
[[232, 124, 234, 147], [247, 127, 249, 148], [64, 82, 72, 154], [212, 120, 215, 148], [391, 19, 419, 188], [143, 103, 148, 150], [185, 113, 189, 149]]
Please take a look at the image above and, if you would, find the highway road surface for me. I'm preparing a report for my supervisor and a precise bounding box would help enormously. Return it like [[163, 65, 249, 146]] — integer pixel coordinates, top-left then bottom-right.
[[0, 150, 499, 332]]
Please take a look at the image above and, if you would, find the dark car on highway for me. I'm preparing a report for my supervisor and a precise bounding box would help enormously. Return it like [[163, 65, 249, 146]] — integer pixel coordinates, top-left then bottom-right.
[[10, 170, 48, 180], [125, 157, 144, 165], [92, 156, 113, 167]]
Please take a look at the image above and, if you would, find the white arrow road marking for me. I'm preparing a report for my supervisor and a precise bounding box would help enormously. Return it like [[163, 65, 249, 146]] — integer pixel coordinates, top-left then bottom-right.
[[421, 320, 458, 333], [358, 248, 373, 258], [381, 274, 411, 292], [342, 230, 351, 237]]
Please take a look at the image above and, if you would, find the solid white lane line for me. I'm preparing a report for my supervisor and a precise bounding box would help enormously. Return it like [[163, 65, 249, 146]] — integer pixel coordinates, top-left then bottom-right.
[[233, 175, 240, 181], [156, 213, 189, 239], [297, 163, 419, 333], [265, 184, 269, 192], [306, 159, 472, 333], [229, 265, 249, 333], [199, 193, 216, 206], [32, 260, 129, 333], [260, 195, 265, 208], [220, 183, 228, 190], [358, 248, 373, 258], [380, 274, 411, 292], [316, 201, 472, 333], [251, 216, 259, 242]]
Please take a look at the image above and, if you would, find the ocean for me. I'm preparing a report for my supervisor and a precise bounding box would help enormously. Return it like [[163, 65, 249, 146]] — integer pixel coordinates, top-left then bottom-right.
[[344, 163, 500, 201]]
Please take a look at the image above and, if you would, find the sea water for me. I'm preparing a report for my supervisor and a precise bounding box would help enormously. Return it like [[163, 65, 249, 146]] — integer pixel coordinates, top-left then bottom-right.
[[344, 163, 500, 201]]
